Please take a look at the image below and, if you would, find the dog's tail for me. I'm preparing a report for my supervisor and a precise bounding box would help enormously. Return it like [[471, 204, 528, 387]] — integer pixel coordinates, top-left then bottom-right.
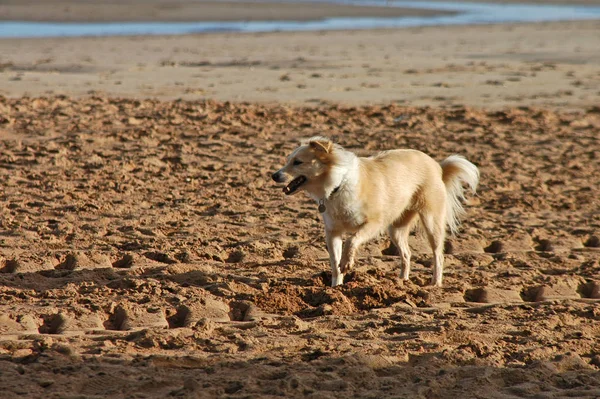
[[440, 155, 479, 235]]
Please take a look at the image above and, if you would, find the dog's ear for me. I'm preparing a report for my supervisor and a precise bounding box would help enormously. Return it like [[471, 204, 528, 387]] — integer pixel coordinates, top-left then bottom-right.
[[309, 139, 333, 154]]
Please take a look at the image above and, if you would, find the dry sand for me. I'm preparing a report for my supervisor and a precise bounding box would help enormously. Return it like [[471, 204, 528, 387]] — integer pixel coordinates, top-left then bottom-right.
[[1, 96, 599, 398], [1, 1, 600, 398]]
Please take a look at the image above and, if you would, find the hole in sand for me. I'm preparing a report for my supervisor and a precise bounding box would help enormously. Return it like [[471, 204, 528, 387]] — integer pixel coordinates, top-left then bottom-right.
[[381, 242, 399, 256], [464, 288, 484, 302], [225, 250, 245, 263], [55, 254, 78, 270], [534, 239, 554, 252], [444, 240, 454, 254], [143, 251, 177, 264], [578, 281, 600, 299], [104, 307, 126, 331], [0, 259, 19, 273], [282, 246, 300, 259], [520, 286, 541, 302], [584, 235, 600, 248], [484, 240, 504, 254], [228, 301, 251, 322], [38, 313, 67, 334], [112, 254, 134, 268], [167, 306, 189, 328]]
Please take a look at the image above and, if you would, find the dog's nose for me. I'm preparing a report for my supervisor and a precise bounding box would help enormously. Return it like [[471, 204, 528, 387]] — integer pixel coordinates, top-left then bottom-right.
[[272, 171, 283, 182]]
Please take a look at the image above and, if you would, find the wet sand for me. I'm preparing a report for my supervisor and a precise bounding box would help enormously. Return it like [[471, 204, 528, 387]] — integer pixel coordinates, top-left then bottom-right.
[[1, 1, 600, 398], [0, 0, 452, 22]]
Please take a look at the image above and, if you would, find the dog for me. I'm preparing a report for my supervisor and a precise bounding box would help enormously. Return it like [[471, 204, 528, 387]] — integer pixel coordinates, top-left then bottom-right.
[[272, 136, 479, 287]]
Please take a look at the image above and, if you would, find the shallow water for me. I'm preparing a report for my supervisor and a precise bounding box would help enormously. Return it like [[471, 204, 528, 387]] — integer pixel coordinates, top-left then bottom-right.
[[1, 1, 600, 38]]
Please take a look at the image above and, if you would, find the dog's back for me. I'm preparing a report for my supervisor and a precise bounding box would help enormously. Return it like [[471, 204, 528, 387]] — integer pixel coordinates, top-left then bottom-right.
[[356, 149, 445, 223]]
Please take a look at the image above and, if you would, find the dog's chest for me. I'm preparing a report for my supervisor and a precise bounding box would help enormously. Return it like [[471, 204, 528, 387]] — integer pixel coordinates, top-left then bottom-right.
[[323, 196, 364, 231]]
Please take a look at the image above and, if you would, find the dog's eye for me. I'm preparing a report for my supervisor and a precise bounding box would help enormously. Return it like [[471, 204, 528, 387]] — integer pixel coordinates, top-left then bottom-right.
[[293, 159, 303, 166]]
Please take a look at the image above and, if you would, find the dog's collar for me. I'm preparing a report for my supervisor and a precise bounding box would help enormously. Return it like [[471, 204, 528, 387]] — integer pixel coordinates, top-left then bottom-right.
[[318, 184, 343, 213], [329, 184, 342, 198]]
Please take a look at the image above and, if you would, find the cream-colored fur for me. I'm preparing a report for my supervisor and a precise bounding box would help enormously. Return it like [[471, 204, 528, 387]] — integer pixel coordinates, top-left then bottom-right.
[[272, 136, 479, 287]]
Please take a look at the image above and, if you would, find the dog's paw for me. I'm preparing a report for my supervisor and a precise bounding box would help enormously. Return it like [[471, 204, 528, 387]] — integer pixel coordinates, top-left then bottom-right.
[[339, 259, 353, 274], [331, 275, 344, 287]]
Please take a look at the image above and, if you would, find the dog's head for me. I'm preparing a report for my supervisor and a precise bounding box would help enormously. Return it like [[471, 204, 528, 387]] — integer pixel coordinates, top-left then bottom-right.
[[272, 137, 335, 196]]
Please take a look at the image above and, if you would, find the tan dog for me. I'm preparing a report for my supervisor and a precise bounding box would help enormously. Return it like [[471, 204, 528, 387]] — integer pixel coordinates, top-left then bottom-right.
[[272, 136, 479, 287]]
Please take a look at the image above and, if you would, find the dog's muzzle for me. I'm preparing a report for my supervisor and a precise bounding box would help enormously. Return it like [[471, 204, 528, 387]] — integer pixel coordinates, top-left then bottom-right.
[[272, 171, 286, 183]]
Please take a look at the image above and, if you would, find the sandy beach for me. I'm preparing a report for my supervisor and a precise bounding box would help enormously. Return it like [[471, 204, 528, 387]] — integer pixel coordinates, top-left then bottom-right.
[[1, 20, 600, 109], [1, 1, 600, 398]]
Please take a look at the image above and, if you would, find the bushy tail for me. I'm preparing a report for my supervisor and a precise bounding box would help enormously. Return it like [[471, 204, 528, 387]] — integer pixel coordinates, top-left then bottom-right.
[[440, 155, 479, 235]]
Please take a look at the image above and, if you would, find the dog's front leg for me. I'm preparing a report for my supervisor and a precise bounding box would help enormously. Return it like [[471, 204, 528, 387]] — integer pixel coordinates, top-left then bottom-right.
[[339, 223, 380, 273], [325, 229, 344, 287]]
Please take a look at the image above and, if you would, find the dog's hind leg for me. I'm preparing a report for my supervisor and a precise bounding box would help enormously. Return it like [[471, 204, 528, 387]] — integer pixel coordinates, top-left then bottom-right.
[[419, 209, 446, 287], [389, 210, 418, 281], [326, 230, 344, 287]]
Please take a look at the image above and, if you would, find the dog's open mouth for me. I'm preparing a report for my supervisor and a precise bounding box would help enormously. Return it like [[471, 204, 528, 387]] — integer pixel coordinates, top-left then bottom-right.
[[283, 176, 307, 195]]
